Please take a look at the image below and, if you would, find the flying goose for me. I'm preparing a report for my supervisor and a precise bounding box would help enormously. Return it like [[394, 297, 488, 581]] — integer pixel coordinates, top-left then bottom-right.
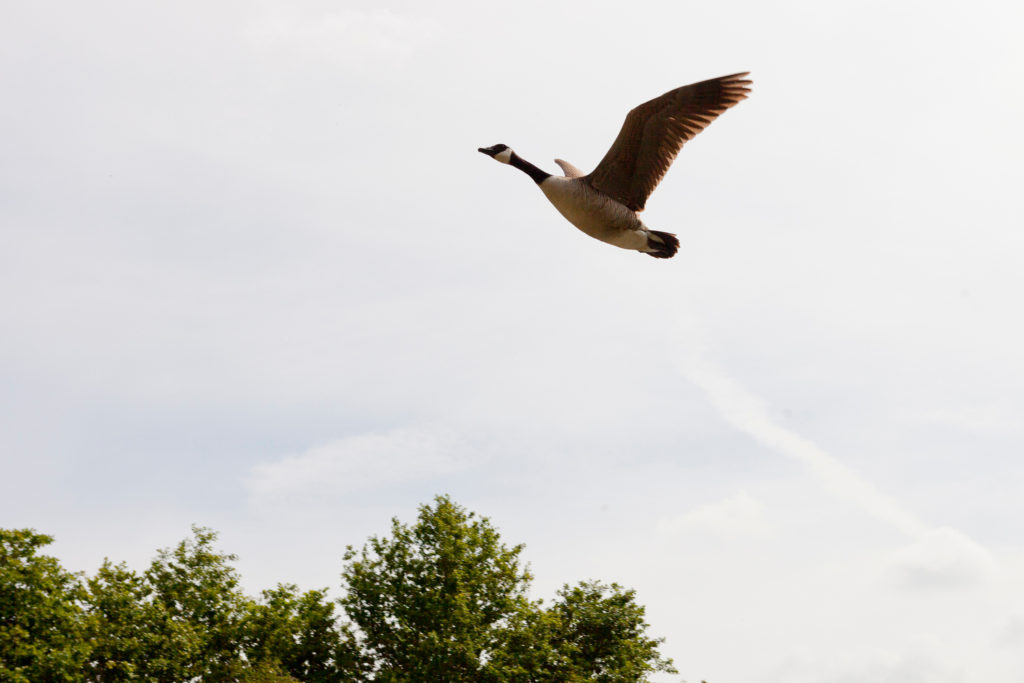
[[479, 72, 751, 258]]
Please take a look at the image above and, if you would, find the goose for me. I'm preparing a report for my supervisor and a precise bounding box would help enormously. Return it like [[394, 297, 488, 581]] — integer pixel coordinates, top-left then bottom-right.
[[479, 72, 751, 259]]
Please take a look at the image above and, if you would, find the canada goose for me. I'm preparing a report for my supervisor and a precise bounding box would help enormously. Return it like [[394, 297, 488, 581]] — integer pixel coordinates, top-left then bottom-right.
[[479, 72, 751, 258]]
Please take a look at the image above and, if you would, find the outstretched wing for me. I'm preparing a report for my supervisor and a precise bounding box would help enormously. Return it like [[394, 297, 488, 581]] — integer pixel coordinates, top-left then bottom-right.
[[584, 72, 751, 212]]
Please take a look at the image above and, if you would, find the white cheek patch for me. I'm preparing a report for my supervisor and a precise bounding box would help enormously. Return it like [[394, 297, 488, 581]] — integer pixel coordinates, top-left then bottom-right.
[[494, 148, 513, 164]]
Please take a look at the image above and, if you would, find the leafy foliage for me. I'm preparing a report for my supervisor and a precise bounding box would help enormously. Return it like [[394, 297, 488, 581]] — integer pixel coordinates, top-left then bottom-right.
[[84, 559, 188, 682], [488, 582, 677, 681], [341, 495, 534, 681], [546, 581, 677, 681], [144, 526, 248, 681], [239, 659, 301, 683], [2, 497, 678, 682], [242, 583, 365, 682], [0, 529, 89, 682]]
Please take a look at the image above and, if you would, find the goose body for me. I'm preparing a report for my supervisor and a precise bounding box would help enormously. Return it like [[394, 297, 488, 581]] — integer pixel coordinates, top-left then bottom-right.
[[539, 176, 650, 251], [479, 72, 751, 259]]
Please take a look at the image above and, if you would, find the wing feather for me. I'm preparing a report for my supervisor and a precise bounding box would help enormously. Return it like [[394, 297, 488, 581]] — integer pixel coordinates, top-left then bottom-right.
[[584, 72, 751, 211], [554, 158, 587, 178]]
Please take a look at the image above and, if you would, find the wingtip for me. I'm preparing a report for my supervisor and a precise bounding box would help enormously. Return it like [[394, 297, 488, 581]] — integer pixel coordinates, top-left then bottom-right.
[[721, 71, 752, 96], [722, 71, 753, 89]]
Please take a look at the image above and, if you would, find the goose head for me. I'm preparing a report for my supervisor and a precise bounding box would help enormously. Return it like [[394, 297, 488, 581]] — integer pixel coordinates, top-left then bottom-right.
[[478, 143, 513, 164]]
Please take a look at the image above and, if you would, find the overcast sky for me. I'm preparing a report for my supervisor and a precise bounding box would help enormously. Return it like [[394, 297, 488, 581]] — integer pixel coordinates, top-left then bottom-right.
[[3, 1, 1024, 681]]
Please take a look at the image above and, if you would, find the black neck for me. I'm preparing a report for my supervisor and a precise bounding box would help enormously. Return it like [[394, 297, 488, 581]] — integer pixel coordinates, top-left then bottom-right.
[[510, 152, 551, 184]]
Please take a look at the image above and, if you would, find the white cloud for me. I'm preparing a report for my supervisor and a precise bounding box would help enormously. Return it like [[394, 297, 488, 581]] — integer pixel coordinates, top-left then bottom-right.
[[658, 490, 771, 538], [884, 527, 999, 591], [246, 427, 473, 503], [996, 616, 1024, 647], [674, 327, 929, 538]]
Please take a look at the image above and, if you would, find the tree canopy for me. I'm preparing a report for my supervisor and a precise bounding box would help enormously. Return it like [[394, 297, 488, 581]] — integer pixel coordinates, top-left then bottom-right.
[[1, 496, 677, 682]]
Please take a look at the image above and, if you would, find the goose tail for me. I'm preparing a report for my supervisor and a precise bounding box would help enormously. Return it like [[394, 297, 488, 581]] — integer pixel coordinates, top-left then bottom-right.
[[644, 230, 679, 259]]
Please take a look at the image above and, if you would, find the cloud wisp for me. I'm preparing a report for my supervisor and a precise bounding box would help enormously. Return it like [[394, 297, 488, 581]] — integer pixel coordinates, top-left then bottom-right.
[[883, 526, 999, 590], [658, 489, 772, 538], [246, 426, 473, 504], [674, 322, 928, 538]]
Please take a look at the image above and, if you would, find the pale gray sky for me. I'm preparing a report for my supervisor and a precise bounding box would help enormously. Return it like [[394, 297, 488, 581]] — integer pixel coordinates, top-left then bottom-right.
[[3, 1, 1024, 681]]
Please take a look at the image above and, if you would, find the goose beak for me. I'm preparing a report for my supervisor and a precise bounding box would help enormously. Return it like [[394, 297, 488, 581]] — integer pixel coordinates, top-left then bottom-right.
[[477, 147, 488, 154]]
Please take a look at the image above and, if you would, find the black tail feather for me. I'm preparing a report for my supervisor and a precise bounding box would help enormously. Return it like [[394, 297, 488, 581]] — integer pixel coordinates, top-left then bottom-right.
[[645, 230, 679, 259]]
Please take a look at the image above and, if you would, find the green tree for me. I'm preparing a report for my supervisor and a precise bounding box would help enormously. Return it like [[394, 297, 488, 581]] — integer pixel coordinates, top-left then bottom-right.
[[546, 581, 677, 681], [83, 528, 365, 682], [340, 496, 676, 682], [238, 659, 301, 683], [143, 526, 247, 681], [4, 498, 678, 683], [341, 495, 534, 681], [242, 583, 365, 682], [483, 599, 567, 681], [0, 529, 88, 683], [83, 560, 200, 682], [488, 582, 677, 682]]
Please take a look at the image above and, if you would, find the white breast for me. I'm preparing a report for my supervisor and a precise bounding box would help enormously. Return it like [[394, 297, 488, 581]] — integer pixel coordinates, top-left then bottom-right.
[[538, 176, 648, 250]]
